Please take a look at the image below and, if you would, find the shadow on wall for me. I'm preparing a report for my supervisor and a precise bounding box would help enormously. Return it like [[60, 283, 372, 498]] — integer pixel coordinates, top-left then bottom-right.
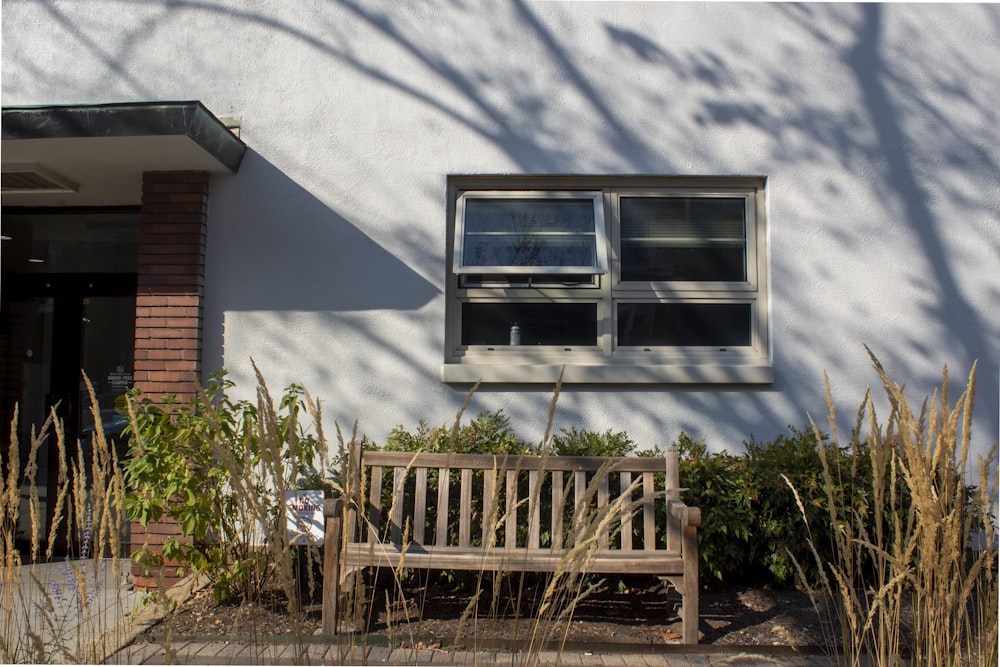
[[154, 0, 996, 450], [201, 149, 441, 370]]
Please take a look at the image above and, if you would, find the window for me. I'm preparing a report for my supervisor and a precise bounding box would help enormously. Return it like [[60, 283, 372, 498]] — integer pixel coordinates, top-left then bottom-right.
[[443, 176, 772, 384]]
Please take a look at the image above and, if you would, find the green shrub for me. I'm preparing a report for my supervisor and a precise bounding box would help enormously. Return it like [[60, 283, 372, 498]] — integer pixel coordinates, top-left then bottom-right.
[[743, 427, 859, 584], [124, 371, 327, 604], [676, 427, 884, 587], [676, 432, 757, 584], [379, 410, 530, 455], [550, 427, 637, 457]]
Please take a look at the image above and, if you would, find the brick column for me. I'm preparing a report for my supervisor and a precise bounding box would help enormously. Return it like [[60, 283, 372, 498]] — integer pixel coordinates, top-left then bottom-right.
[[130, 171, 209, 590]]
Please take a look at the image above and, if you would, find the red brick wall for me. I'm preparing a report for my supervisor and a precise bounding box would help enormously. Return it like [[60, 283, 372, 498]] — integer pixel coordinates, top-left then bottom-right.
[[130, 171, 208, 590]]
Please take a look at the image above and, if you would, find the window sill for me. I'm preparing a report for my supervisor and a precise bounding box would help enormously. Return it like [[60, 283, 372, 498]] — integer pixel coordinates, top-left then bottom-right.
[[441, 363, 774, 385]]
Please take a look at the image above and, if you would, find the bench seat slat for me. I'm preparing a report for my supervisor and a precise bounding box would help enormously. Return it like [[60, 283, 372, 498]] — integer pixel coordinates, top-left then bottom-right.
[[343, 543, 686, 575]]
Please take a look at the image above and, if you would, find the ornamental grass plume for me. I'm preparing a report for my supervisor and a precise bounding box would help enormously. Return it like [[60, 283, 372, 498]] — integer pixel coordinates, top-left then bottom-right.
[[792, 349, 998, 667]]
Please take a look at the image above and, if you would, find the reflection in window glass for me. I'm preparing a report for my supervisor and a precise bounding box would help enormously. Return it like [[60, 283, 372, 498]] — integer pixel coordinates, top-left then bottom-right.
[[462, 302, 597, 346], [618, 303, 751, 347], [462, 199, 598, 269]]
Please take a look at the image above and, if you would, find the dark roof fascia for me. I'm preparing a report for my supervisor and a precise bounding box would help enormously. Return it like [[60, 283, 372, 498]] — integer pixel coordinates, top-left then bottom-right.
[[1, 101, 246, 173]]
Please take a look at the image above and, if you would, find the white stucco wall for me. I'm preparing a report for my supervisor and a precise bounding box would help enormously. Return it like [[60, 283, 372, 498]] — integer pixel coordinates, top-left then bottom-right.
[[4, 2, 998, 460]]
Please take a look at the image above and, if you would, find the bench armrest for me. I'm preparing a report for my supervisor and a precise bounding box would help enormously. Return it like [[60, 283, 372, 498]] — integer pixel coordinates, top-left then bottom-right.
[[668, 499, 702, 528], [324, 497, 345, 519]]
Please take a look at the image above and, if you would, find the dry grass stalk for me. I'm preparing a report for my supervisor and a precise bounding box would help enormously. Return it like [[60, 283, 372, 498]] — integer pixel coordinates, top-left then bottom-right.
[[794, 351, 997, 667]]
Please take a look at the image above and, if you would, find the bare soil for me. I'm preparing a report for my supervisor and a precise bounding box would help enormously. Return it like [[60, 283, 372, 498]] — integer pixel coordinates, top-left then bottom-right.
[[147, 577, 830, 650]]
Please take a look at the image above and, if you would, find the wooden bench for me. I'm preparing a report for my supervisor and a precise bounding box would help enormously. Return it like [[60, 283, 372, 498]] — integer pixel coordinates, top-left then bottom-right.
[[322, 446, 701, 643]]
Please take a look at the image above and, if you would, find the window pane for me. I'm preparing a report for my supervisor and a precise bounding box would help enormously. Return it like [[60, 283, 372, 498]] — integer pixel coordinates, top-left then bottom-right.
[[620, 197, 746, 281], [462, 198, 597, 269], [462, 302, 597, 346], [617, 303, 751, 347], [1, 211, 139, 273]]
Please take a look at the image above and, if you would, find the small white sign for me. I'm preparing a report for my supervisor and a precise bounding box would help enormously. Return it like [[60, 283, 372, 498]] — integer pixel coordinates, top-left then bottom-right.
[[285, 490, 325, 546]]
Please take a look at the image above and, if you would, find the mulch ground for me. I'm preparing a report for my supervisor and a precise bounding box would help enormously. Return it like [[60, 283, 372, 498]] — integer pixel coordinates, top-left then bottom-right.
[[147, 577, 831, 650]]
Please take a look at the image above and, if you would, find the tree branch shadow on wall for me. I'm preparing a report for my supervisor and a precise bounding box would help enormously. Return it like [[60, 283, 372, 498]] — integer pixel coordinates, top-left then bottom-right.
[[18, 0, 997, 449]]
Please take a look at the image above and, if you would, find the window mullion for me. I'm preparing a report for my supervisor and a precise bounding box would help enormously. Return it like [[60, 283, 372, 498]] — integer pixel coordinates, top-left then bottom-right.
[[600, 187, 615, 357]]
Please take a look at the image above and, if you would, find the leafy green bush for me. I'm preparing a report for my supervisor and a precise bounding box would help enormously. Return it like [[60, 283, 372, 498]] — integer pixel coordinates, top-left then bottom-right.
[[550, 427, 638, 457], [124, 371, 326, 604], [675, 432, 757, 583], [677, 426, 887, 587], [379, 410, 531, 455]]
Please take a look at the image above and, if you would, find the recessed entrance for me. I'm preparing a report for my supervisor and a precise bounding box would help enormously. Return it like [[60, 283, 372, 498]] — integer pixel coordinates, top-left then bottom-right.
[[1, 209, 139, 555]]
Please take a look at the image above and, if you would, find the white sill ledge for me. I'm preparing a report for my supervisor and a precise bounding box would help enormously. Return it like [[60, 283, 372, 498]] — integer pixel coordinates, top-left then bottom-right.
[[441, 364, 774, 385]]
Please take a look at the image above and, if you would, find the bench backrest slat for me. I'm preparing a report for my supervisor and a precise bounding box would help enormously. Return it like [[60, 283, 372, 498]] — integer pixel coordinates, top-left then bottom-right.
[[597, 472, 610, 549], [620, 471, 633, 551], [505, 470, 518, 549], [435, 467, 449, 546], [551, 472, 564, 550], [390, 467, 406, 545], [643, 472, 656, 551], [528, 470, 541, 549], [483, 469, 498, 547], [368, 465, 383, 545], [413, 467, 428, 545], [349, 449, 683, 552], [459, 468, 473, 547]]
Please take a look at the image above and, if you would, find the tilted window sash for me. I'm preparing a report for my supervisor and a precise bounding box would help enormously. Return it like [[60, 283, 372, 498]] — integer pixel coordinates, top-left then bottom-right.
[[454, 191, 608, 275]]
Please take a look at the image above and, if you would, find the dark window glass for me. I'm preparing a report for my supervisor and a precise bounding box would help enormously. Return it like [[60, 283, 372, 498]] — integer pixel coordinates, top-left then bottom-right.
[[462, 302, 597, 346], [1, 211, 139, 274], [617, 303, 751, 347], [460, 273, 597, 287], [620, 197, 746, 282]]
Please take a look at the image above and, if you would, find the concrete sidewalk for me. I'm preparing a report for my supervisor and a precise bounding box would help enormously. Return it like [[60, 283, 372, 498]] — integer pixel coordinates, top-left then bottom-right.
[[107, 639, 839, 666], [1, 558, 143, 663]]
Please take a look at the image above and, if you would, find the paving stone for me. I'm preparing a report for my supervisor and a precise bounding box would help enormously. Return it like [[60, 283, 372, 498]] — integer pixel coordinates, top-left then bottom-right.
[[338, 643, 378, 664]]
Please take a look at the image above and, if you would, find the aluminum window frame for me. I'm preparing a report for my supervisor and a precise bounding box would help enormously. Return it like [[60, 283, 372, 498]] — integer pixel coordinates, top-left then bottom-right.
[[443, 176, 772, 384]]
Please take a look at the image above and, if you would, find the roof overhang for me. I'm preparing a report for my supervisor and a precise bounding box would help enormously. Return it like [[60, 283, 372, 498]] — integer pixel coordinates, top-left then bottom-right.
[[1, 101, 246, 206]]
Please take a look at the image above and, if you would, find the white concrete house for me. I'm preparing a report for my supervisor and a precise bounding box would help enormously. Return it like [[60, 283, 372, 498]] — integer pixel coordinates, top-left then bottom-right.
[[3, 2, 998, 581]]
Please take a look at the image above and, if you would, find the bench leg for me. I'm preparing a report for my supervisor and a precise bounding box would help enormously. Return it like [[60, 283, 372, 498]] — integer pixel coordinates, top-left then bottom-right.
[[681, 523, 699, 644], [322, 513, 342, 635]]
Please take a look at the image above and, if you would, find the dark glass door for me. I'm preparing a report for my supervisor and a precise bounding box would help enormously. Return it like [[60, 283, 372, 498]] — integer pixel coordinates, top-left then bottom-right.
[[2, 209, 139, 555]]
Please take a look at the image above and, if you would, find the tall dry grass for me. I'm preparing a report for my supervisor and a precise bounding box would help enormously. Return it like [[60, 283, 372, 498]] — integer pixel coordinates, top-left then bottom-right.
[[0, 376, 132, 664], [3, 367, 658, 666], [794, 351, 998, 667]]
